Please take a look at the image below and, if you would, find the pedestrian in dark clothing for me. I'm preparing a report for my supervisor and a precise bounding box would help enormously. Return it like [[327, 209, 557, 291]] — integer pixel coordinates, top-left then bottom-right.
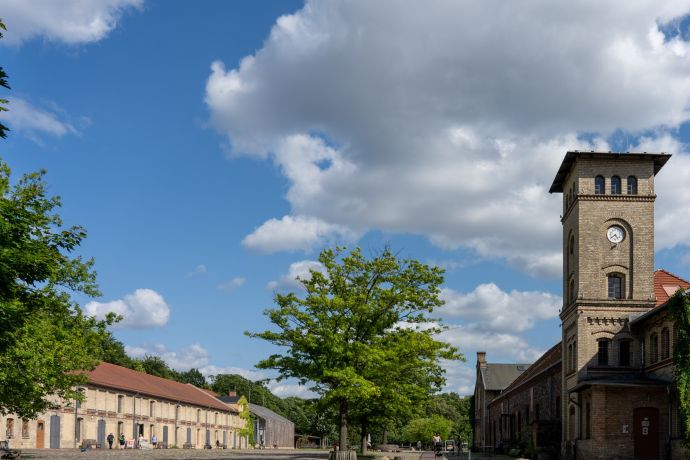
[[107, 433, 114, 449]]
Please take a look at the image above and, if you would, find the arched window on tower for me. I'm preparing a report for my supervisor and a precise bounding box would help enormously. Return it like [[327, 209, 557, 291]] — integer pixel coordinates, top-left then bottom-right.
[[569, 279, 576, 303], [595, 175, 605, 195], [608, 274, 624, 299], [611, 176, 621, 194], [627, 176, 638, 195]]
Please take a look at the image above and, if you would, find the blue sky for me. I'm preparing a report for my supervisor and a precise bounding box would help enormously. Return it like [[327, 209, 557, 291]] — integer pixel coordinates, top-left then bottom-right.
[[2, 1, 690, 397]]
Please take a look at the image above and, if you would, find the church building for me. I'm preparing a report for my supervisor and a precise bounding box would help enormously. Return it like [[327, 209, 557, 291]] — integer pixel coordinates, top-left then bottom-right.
[[474, 151, 689, 460]]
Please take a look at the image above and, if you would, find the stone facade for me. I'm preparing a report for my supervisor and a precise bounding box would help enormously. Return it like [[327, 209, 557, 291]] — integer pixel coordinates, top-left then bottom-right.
[[0, 362, 248, 450], [473, 151, 690, 460], [486, 343, 562, 456]]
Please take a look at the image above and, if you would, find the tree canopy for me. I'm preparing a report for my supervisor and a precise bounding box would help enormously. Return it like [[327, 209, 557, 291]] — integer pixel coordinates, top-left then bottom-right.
[[249, 247, 461, 450], [0, 160, 117, 417]]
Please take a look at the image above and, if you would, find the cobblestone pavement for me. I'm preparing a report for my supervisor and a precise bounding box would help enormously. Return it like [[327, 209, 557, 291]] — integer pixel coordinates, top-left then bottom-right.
[[14, 448, 330, 460], [15, 449, 512, 460]]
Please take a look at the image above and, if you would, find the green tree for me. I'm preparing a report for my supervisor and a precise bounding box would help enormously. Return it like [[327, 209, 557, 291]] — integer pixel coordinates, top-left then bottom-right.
[[139, 355, 175, 379], [249, 247, 460, 451], [176, 368, 207, 388], [237, 395, 254, 444], [0, 160, 116, 417], [670, 290, 690, 446], [425, 393, 473, 443], [98, 334, 143, 371], [352, 327, 461, 453], [401, 415, 454, 445]]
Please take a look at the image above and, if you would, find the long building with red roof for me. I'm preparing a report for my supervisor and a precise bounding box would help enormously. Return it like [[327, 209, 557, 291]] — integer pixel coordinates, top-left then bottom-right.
[[0, 362, 248, 450]]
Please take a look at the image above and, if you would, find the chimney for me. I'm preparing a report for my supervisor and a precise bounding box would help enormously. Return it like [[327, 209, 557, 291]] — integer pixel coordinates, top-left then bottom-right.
[[477, 351, 487, 369], [228, 391, 236, 397]]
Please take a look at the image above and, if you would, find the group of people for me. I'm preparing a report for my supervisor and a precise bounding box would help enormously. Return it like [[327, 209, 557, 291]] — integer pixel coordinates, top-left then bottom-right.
[[105, 433, 158, 449]]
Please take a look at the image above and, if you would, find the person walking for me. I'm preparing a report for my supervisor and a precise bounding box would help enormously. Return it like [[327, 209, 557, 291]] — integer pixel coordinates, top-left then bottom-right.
[[118, 433, 126, 448], [107, 433, 114, 449], [151, 434, 158, 448]]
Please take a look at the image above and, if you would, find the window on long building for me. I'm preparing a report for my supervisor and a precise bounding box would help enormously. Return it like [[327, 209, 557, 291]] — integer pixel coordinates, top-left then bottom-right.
[[650, 333, 659, 363], [6, 418, 14, 438], [661, 328, 670, 360]]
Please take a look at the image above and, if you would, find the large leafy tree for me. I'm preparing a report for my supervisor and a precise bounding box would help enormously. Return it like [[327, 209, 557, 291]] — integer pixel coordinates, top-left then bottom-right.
[[0, 160, 116, 417], [352, 327, 460, 453], [249, 247, 461, 451]]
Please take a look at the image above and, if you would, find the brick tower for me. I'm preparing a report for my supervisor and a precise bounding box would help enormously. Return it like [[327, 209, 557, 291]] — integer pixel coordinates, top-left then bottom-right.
[[549, 151, 670, 458]]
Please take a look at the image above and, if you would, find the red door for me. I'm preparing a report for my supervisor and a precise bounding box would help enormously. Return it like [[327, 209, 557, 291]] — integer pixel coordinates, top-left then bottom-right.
[[633, 407, 659, 460], [36, 421, 45, 448]]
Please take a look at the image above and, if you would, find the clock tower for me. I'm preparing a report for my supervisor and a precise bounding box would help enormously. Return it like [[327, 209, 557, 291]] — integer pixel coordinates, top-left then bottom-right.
[[549, 151, 670, 448]]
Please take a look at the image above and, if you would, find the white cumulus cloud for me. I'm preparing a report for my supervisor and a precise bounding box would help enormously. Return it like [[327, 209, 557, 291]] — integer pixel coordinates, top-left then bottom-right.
[[126, 343, 209, 371], [0, 97, 82, 142], [440, 284, 561, 333], [85, 288, 170, 329], [0, 0, 143, 45], [217, 277, 246, 292], [242, 214, 358, 253], [206, 0, 690, 277], [267, 259, 325, 291], [439, 324, 546, 364]]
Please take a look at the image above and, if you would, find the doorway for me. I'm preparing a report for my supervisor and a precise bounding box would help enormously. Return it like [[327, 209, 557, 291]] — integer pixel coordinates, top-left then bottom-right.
[[633, 407, 659, 460], [36, 421, 45, 448]]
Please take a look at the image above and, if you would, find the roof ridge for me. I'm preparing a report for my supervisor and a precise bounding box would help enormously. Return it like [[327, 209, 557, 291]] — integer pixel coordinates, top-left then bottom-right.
[[656, 268, 690, 285]]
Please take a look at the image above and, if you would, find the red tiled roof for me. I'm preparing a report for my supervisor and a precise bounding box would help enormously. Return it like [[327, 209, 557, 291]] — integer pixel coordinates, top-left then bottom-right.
[[654, 269, 690, 306], [87, 362, 229, 411]]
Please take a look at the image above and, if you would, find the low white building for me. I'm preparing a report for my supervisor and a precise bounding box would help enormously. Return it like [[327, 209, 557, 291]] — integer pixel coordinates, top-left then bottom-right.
[[1, 362, 248, 450]]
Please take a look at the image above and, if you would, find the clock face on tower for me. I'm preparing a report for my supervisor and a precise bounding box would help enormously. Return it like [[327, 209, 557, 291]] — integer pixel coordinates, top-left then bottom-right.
[[607, 225, 625, 243]]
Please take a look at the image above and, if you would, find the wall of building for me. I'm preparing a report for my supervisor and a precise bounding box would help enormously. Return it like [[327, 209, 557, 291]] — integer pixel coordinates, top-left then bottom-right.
[[0, 385, 247, 449], [486, 361, 561, 455]]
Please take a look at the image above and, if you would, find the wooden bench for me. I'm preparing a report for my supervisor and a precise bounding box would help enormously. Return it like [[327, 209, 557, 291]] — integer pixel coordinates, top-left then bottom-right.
[[0, 440, 21, 459], [182, 442, 195, 449]]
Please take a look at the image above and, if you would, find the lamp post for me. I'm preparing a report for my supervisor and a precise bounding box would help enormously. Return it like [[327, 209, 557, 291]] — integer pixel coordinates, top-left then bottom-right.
[[174, 403, 180, 447], [73, 387, 85, 448], [205, 409, 209, 449], [133, 393, 139, 442]]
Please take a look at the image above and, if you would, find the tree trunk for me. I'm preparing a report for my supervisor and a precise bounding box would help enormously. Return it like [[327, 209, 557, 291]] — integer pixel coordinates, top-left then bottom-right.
[[382, 429, 388, 445], [339, 400, 348, 451], [360, 418, 368, 455]]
